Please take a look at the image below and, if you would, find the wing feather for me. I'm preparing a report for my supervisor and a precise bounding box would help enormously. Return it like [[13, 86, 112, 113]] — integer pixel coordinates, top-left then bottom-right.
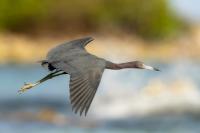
[[70, 80, 89, 100], [69, 69, 104, 115], [47, 37, 94, 61], [79, 88, 94, 115], [84, 88, 98, 116]]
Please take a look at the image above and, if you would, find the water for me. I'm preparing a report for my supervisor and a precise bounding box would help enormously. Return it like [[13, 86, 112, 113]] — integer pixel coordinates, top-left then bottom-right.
[[0, 61, 200, 133]]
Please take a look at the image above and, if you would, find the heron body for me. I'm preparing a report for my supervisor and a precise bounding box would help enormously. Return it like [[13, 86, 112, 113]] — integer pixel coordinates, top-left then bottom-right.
[[19, 37, 159, 116]]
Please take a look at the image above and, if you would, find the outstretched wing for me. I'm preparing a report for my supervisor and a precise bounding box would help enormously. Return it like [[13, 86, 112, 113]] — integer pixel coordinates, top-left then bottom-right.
[[53, 60, 105, 116], [47, 37, 94, 61], [69, 67, 104, 116]]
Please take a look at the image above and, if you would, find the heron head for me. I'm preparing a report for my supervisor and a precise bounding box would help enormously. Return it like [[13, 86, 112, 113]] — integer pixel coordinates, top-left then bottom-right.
[[134, 61, 160, 71]]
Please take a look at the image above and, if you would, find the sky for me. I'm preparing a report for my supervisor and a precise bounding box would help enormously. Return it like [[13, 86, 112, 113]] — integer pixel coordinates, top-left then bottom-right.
[[170, 0, 200, 23]]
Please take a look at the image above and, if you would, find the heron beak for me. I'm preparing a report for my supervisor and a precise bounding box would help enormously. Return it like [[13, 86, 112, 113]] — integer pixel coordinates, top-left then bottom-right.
[[143, 64, 160, 71]]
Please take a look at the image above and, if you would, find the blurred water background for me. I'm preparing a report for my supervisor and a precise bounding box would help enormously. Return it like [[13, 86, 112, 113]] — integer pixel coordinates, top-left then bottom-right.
[[0, 0, 200, 133]]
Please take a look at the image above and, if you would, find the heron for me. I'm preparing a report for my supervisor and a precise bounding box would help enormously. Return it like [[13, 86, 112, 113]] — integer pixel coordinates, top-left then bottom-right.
[[19, 37, 159, 116]]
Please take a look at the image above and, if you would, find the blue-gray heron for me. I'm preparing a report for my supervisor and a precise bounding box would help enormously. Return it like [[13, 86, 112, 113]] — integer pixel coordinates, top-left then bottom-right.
[[19, 37, 159, 116]]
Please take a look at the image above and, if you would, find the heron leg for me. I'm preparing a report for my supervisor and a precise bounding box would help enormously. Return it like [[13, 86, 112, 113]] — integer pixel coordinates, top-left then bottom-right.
[[18, 71, 66, 94]]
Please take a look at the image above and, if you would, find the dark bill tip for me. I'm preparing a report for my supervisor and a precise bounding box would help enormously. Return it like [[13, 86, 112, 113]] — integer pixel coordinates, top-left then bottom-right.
[[153, 67, 160, 71]]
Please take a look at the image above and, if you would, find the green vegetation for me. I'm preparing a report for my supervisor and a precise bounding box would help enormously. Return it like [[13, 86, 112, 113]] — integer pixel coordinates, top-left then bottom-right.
[[0, 0, 184, 38]]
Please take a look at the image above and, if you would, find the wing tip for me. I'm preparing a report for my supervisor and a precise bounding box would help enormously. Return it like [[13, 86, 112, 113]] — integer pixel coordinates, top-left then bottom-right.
[[84, 36, 94, 44]]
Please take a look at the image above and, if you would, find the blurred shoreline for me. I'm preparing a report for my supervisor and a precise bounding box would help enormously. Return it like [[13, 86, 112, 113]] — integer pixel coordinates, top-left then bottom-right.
[[0, 26, 200, 64]]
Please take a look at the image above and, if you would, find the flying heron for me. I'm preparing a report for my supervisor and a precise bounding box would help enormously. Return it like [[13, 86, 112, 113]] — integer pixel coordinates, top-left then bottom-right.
[[19, 37, 159, 116]]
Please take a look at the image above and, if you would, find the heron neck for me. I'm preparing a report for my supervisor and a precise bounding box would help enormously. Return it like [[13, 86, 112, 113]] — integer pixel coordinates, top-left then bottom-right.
[[106, 61, 137, 70]]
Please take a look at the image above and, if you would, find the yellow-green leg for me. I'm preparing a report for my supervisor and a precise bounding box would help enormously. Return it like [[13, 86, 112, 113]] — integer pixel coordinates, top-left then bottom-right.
[[18, 71, 66, 94]]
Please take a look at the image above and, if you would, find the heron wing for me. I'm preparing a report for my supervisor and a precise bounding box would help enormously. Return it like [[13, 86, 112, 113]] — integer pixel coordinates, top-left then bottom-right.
[[69, 67, 104, 116], [51, 58, 105, 116], [47, 37, 93, 60]]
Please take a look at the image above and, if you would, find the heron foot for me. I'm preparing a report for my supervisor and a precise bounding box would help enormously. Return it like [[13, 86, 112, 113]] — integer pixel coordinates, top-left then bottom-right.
[[18, 82, 37, 94]]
